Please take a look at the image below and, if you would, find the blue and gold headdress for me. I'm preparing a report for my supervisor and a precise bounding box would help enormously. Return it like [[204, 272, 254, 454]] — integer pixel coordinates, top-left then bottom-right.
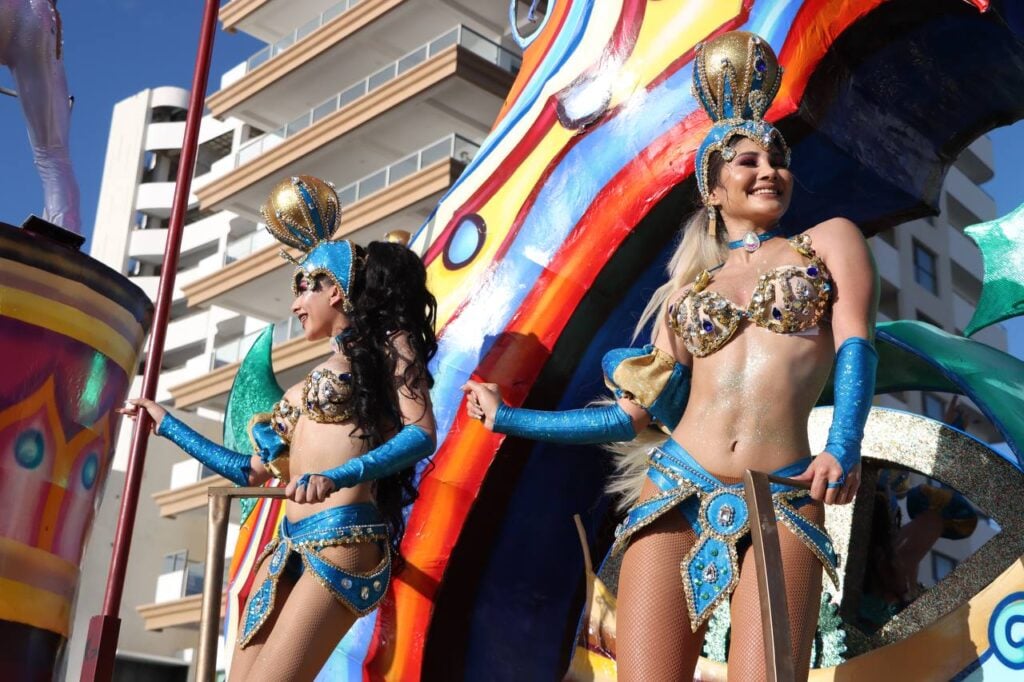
[[693, 31, 789, 204], [260, 175, 359, 310]]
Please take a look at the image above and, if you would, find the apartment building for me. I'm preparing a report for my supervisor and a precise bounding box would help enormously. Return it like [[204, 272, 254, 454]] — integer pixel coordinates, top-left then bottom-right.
[[68, 1, 1006, 674], [69, 0, 523, 677]]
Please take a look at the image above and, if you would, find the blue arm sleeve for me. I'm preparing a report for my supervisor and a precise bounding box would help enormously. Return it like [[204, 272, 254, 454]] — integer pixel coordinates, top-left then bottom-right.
[[297, 424, 434, 490], [157, 413, 252, 487], [250, 419, 290, 480], [824, 336, 878, 475], [492, 403, 637, 444], [602, 345, 691, 430]]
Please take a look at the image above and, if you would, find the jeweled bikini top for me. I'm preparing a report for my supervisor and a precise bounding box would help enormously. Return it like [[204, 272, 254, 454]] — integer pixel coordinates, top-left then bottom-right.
[[667, 233, 831, 357], [268, 368, 355, 441]]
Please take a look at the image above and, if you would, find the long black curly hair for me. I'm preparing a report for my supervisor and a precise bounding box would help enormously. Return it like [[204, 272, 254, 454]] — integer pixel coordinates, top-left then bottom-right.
[[336, 241, 437, 571]]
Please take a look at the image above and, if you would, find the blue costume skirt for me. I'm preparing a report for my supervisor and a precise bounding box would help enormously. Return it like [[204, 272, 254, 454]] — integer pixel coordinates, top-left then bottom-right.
[[239, 503, 391, 647], [611, 439, 838, 631]]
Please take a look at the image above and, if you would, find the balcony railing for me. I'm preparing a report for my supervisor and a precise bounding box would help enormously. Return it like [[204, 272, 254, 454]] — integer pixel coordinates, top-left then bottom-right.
[[241, 0, 362, 76], [336, 133, 478, 205], [211, 316, 305, 370], [233, 25, 519, 168], [155, 560, 205, 603], [222, 134, 479, 264], [224, 227, 275, 265]]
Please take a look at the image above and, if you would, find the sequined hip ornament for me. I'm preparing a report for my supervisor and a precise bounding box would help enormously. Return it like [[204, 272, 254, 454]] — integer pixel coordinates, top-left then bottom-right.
[[238, 503, 391, 647], [611, 440, 838, 630]]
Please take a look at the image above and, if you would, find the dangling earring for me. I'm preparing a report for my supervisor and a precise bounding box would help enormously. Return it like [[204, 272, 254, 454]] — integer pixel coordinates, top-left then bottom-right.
[[707, 204, 718, 237]]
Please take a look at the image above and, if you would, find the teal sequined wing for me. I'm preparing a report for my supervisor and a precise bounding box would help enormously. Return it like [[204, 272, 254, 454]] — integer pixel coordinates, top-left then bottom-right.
[[223, 325, 284, 522]]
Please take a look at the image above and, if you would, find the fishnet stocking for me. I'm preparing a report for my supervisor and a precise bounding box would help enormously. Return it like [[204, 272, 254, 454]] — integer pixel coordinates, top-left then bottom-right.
[[617, 479, 707, 682], [228, 540, 384, 682], [727, 500, 824, 681]]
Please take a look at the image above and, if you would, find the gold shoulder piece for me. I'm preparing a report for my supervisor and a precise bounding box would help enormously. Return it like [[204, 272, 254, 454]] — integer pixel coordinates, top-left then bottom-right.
[[606, 347, 677, 409], [693, 270, 712, 293]]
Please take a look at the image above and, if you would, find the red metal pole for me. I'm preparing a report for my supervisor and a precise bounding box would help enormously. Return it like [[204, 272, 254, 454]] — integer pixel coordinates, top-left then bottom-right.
[[81, 1, 220, 678]]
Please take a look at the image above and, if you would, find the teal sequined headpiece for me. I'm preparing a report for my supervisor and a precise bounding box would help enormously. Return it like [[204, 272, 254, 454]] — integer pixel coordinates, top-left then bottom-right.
[[693, 31, 790, 202], [260, 175, 360, 309]]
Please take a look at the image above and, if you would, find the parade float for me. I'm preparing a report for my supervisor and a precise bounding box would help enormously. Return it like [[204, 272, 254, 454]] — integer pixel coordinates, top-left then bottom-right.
[[10, 0, 1019, 679], [327, 0, 1023, 678], [0, 4, 152, 679]]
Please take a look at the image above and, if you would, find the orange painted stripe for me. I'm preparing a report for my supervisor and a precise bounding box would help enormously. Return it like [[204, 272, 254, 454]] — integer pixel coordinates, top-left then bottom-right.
[[36, 485, 66, 552], [495, 0, 574, 124]]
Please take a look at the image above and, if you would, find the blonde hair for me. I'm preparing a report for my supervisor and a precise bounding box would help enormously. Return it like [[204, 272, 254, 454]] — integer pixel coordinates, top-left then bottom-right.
[[601, 208, 727, 510], [633, 207, 728, 342]]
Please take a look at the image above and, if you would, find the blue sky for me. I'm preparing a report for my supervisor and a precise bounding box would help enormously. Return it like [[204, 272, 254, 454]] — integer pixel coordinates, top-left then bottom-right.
[[1, 2, 1021, 358], [0, 1, 260, 236]]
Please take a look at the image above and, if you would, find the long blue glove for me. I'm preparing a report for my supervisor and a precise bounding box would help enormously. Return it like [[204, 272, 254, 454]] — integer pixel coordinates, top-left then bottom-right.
[[824, 336, 878, 476], [157, 413, 252, 487], [492, 403, 637, 444], [297, 424, 434, 490]]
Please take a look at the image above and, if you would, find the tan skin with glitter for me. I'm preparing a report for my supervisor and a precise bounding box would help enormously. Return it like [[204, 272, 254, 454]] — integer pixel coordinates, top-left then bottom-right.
[[123, 274, 435, 682], [464, 138, 878, 679]]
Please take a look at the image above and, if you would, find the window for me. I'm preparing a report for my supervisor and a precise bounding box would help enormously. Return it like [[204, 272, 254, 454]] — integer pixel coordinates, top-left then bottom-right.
[[163, 550, 188, 573], [913, 241, 938, 294], [922, 393, 945, 421], [932, 551, 958, 582]]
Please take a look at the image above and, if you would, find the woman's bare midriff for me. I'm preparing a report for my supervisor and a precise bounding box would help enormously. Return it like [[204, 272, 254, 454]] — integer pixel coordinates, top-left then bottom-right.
[[280, 378, 375, 522], [672, 323, 835, 479]]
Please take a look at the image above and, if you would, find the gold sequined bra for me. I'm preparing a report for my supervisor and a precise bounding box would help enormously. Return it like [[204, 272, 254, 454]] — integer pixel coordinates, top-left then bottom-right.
[[269, 368, 355, 441], [667, 234, 832, 357]]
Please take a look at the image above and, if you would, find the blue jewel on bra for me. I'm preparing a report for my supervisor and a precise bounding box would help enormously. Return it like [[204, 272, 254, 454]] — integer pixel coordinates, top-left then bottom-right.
[[807, 265, 819, 277], [702, 320, 714, 333], [772, 307, 782, 320]]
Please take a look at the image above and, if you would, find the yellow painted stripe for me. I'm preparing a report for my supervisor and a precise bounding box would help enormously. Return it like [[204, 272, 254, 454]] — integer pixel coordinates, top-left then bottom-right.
[[0, 259, 145, 346], [0, 286, 136, 376], [0, 537, 78, 599], [0, 577, 70, 636]]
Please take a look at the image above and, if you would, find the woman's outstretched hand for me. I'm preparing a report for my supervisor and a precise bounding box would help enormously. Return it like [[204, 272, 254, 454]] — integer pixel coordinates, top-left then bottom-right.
[[461, 380, 503, 430], [116, 398, 168, 432], [285, 474, 337, 504], [792, 453, 860, 505]]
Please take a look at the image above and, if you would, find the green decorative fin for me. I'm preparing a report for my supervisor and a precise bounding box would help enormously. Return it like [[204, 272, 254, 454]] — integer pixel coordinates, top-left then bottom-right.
[[223, 325, 284, 521], [963, 201, 1024, 336], [816, 328, 958, 406], [875, 321, 1024, 469]]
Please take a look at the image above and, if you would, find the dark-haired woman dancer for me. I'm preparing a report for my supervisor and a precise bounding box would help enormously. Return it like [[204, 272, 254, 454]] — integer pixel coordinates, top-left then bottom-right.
[[123, 176, 437, 681]]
